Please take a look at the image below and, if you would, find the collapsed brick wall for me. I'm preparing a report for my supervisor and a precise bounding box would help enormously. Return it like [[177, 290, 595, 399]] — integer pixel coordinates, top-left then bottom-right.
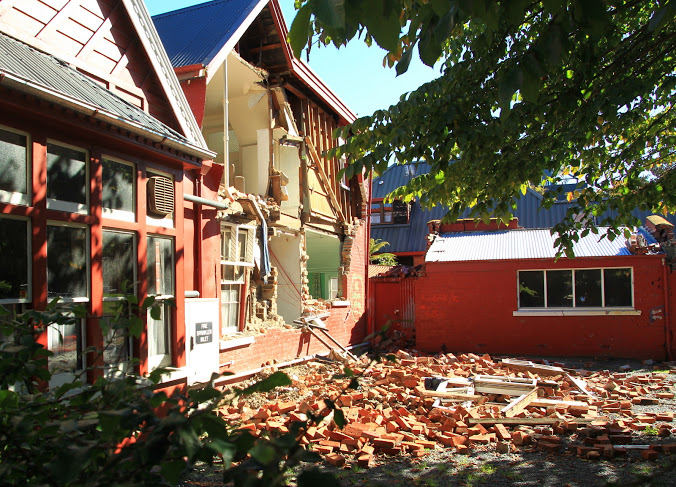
[[218, 220, 369, 374]]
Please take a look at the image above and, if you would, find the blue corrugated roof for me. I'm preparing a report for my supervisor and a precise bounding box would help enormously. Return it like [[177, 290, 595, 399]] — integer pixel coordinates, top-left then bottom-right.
[[0, 31, 189, 144], [152, 0, 262, 68], [426, 228, 636, 262], [371, 163, 676, 254]]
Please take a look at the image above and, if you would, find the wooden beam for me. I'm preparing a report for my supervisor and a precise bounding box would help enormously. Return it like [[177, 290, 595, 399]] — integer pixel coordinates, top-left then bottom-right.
[[249, 43, 282, 52], [305, 137, 346, 222], [467, 417, 605, 426], [501, 358, 565, 377], [416, 387, 483, 403], [501, 387, 539, 417]]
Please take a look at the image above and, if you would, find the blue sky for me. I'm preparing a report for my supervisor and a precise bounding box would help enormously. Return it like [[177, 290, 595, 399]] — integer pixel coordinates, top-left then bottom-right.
[[144, 0, 441, 118]]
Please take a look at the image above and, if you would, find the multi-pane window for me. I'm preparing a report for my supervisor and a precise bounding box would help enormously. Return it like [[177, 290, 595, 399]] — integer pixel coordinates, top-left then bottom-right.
[[0, 126, 30, 206], [102, 158, 136, 221], [220, 225, 254, 334], [0, 217, 30, 302], [147, 235, 174, 369], [46, 142, 88, 214], [370, 199, 409, 225], [518, 268, 633, 309], [102, 230, 135, 372]]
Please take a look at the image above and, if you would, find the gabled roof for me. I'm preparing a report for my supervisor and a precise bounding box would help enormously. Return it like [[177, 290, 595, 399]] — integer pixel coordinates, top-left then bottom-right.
[[0, 31, 212, 160], [152, 0, 264, 69], [425, 227, 648, 263], [152, 0, 356, 124]]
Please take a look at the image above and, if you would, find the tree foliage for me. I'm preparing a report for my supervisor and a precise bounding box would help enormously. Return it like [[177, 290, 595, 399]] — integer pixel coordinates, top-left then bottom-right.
[[369, 238, 398, 265], [0, 300, 335, 486], [290, 0, 676, 254]]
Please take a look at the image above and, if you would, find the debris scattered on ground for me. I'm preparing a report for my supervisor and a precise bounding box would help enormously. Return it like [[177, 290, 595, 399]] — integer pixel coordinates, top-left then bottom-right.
[[218, 351, 676, 469]]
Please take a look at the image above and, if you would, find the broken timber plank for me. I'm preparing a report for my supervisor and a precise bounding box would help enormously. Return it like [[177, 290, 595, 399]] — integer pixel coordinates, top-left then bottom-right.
[[501, 358, 565, 377], [309, 320, 357, 361], [304, 137, 346, 222], [531, 398, 589, 408], [416, 387, 483, 403], [565, 373, 596, 397], [467, 417, 605, 426], [501, 387, 539, 418]]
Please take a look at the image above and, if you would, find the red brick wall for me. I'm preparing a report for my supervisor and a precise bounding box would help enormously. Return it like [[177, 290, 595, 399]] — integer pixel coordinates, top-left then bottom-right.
[[415, 255, 672, 360]]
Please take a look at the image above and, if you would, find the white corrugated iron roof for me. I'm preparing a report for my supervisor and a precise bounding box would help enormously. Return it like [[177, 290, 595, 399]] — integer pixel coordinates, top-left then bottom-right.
[[426, 228, 634, 262]]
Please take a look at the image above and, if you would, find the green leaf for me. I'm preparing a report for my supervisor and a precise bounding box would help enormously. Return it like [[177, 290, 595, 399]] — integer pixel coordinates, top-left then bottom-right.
[[250, 442, 276, 466], [361, 0, 401, 52], [298, 468, 341, 487], [150, 305, 161, 321], [161, 460, 187, 484], [239, 371, 292, 395], [333, 408, 346, 428], [289, 3, 312, 58], [314, 0, 345, 30], [396, 47, 414, 76], [189, 386, 222, 403], [128, 316, 143, 338]]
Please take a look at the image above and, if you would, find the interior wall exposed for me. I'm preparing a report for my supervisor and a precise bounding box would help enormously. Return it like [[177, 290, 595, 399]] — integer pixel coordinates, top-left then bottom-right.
[[269, 233, 302, 323]]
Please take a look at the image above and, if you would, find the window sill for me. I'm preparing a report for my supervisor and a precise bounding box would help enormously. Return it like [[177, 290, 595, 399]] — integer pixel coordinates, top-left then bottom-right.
[[220, 336, 255, 350], [331, 300, 350, 308], [513, 309, 641, 317]]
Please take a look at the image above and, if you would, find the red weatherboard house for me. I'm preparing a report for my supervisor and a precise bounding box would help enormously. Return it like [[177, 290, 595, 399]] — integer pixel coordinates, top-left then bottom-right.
[[415, 221, 675, 360], [0, 0, 218, 389]]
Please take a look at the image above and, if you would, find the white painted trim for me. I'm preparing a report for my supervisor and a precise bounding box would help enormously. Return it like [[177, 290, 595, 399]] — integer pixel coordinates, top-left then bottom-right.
[[122, 0, 209, 149], [513, 309, 641, 317], [220, 336, 255, 350], [204, 0, 269, 84]]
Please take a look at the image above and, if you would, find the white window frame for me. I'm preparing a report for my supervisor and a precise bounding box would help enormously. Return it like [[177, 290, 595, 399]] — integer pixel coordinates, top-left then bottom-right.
[[514, 267, 640, 317], [0, 124, 31, 206], [47, 310, 86, 388], [46, 221, 90, 303], [146, 169, 174, 229], [46, 140, 89, 215], [146, 235, 174, 370], [0, 215, 31, 305], [101, 156, 136, 223]]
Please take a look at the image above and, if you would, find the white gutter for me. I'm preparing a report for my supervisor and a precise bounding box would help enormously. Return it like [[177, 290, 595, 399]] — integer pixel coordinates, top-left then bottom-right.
[[0, 71, 216, 161]]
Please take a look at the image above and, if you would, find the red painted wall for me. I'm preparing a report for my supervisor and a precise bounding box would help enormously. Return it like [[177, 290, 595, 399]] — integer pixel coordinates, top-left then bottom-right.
[[415, 255, 672, 360]]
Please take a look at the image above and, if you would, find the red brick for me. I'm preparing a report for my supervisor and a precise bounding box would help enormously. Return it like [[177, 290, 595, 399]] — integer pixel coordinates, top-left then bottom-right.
[[325, 453, 346, 467], [641, 449, 659, 461]]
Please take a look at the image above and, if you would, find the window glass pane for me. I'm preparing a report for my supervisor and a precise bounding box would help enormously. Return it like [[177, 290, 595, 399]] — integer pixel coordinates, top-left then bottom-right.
[[47, 143, 87, 204], [383, 211, 392, 223], [604, 268, 632, 307], [0, 128, 27, 194], [575, 269, 602, 307], [103, 231, 134, 296], [238, 231, 247, 262], [48, 316, 83, 375], [147, 236, 173, 296], [0, 218, 29, 300], [47, 225, 87, 299], [546, 270, 573, 307], [371, 213, 381, 224], [221, 284, 239, 331], [102, 159, 134, 213], [102, 301, 130, 367], [519, 271, 544, 307], [221, 227, 232, 261], [148, 301, 170, 358]]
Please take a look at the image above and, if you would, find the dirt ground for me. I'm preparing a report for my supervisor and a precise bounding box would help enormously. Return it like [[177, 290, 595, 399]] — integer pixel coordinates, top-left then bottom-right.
[[180, 354, 676, 487]]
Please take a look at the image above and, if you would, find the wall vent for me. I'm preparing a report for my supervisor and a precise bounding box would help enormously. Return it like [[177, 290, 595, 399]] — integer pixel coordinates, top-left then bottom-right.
[[147, 176, 174, 216]]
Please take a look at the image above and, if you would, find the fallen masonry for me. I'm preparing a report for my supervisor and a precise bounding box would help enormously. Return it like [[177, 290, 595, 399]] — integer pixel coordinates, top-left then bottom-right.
[[217, 351, 676, 468]]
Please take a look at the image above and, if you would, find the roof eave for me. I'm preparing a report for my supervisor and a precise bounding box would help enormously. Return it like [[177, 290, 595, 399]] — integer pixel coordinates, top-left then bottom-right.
[[0, 71, 216, 162], [122, 0, 210, 150]]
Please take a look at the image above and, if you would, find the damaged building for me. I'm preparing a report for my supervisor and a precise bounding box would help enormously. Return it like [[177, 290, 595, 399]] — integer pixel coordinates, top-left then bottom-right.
[[153, 0, 369, 375]]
